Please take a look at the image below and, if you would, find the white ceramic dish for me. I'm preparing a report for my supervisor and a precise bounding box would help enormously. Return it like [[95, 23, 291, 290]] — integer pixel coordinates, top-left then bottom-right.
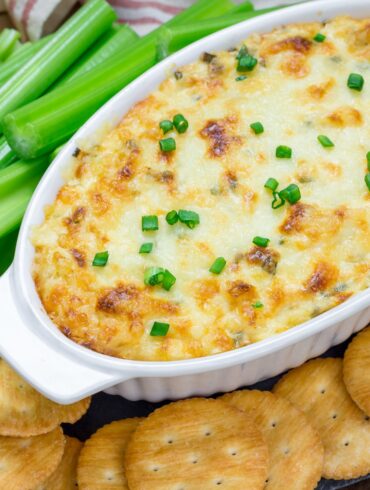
[[1, 0, 369, 404]]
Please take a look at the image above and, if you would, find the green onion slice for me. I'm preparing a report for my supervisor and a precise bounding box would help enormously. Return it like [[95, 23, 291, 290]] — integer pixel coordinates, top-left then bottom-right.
[[159, 137, 176, 152], [271, 191, 285, 209], [162, 269, 176, 291], [235, 75, 247, 81], [366, 151, 370, 171], [313, 33, 326, 42], [252, 301, 264, 309], [150, 321, 170, 336], [166, 210, 179, 225], [237, 53, 257, 72], [139, 242, 153, 254], [279, 183, 301, 204], [253, 236, 270, 248], [264, 177, 279, 192], [250, 122, 264, 135], [173, 113, 189, 134], [236, 45, 248, 60], [142, 215, 158, 231], [209, 257, 226, 274], [92, 250, 109, 267], [178, 209, 200, 229], [144, 267, 165, 286], [347, 73, 364, 92], [276, 145, 292, 159], [365, 173, 370, 191], [318, 135, 334, 148], [159, 119, 174, 134]]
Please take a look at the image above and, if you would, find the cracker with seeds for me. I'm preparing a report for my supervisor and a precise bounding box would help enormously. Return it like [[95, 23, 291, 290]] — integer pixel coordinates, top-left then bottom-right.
[[274, 358, 370, 480], [343, 326, 370, 416], [0, 359, 91, 436], [0, 426, 65, 490], [78, 418, 142, 489], [221, 390, 323, 490], [125, 397, 269, 490], [36, 436, 82, 489]]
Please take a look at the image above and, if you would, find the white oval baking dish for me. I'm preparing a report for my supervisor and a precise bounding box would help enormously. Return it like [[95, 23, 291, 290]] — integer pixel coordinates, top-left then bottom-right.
[[1, 0, 369, 404]]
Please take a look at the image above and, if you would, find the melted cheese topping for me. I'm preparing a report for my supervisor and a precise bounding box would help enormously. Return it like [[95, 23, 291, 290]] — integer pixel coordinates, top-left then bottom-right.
[[33, 17, 370, 361]]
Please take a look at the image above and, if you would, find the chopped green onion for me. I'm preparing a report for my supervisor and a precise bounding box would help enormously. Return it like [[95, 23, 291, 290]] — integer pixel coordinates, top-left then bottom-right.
[[0, 29, 21, 62], [139, 242, 153, 254], [142, 215, 159, 231], [150, 321, 170, 336], [209, 257, 226, 274], [318, 135, 334, 148], [159, 120, 174, 134], [159, 137, 176, 152], [347, 73, 364, 92], [162, 269, 176, 291], [235, 75, 247, 81], [236, 45, 248, 60], [366, 151, 370, 171], [173, 114, 189, 134], [279, 184, 301, 204], [250, 122, 264, 135], [276, 146, 292, 159], [271, 191, 285, 210], [252, 301, 264, 308], [178, 209, 200, 229], [166, 210, 179, 225], [264, 177, 279, 192], [92, 251, 109, 267], [313, 33, 326, 43], [365, 173, 370, 191], [237, 53, 257, 72], [253, 236, 270, 248], [144, 267, 165, 286]]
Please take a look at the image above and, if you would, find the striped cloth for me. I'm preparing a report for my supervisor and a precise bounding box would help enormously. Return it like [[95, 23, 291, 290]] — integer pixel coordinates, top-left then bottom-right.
[[5, 0, 304, 40]]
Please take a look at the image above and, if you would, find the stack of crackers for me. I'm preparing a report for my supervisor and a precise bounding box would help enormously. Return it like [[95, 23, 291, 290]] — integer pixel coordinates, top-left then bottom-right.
[[2, 326, 370, 489]]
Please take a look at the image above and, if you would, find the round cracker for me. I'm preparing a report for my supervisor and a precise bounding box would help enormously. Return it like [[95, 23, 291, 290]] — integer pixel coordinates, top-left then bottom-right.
[[0, 359, 91, 436], [36, 436, 82, 490], [0, 426, 65, 490], [273, 357, 370, 480], [78, 418, 142, 489], [221, 390, 323, 490], [125, 397, 269, 490], [343, 326, 370, 416]]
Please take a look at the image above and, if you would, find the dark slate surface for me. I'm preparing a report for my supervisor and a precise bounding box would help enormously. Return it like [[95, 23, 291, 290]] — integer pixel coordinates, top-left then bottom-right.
[[64, 336, 370, 489]]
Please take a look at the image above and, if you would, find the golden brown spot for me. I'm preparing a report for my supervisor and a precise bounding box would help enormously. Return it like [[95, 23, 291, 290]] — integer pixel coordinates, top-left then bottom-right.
[[304, 262, 339, 293], [56, 186, 79, 205], [117, 160, 135, 180], [267, 36, 312, 55], [193, 279, 220, 308], [97, 285, 139, 314], [306, 79, 335, 100], [246, 247, 280, 275], [225, 170, 238, 190], [91, 192, 110, 217], [281, 53, 310, 78], [70, 248, 85, 268], [200, 117, 241, 158], [325, 106, 363, 127], [227, 280, 256, 299], [280, 203, 307, 234]]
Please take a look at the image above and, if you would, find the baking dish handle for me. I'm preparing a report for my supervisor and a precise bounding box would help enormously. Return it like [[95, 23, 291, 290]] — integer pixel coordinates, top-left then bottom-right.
[[0, 267, 127, 404]]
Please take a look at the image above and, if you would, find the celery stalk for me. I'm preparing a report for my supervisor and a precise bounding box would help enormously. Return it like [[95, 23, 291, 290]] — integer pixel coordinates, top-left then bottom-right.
[[0, 0, 116, 129], [0, 229, 18, 275], [228, 1, 254, 14], [0, 37, 51, 87], [4, 0, 236, 159], [167, 8, 282, 52], [0, 175, 41, 237], [55, 24, 139, 87], [0, 29, 21, 62], [0, 136, 17, 169], [0, 156, 49, 198]]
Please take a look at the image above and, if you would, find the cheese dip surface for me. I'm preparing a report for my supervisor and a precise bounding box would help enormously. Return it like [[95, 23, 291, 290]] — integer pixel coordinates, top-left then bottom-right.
[[33, 17, 370, 361]]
